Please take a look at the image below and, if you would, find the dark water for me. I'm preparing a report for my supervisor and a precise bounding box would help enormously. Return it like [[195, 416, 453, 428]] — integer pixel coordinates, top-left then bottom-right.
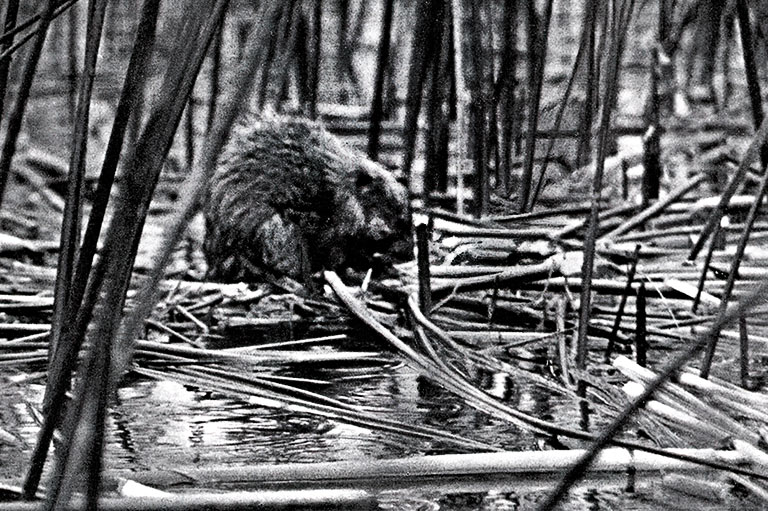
[[3, 354, 758, 510]]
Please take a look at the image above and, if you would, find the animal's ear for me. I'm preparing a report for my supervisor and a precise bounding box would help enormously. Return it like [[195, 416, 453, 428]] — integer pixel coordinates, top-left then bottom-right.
[[356, 169, 374, 188]]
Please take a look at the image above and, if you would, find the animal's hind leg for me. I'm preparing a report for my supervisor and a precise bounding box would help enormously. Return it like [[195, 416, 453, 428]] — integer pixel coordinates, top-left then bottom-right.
[[203, 217, 243, 281]]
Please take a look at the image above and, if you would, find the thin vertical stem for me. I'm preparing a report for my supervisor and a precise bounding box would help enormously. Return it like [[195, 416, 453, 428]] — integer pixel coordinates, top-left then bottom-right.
[[367, 0, 394, 160], [497, 0, 518, 195], [438, 14, 455, 195], [736, 0, 763, 131], [423, 6, 452, 203], [656, 0, 674, 114], [466, 0, 487, 217], [66, 0, 79, 126], [556, 297, 570, 385], [692, 221, 721, 314], [401, 0, 444, 188], [658, 0, 668, 43], [256, 5, 287, 110], [83, 345, 109, 511], [739, 315, 749, 389], [275, 1, 302, 110], [416, 222, 432, 314], [635, 283, 647, 367], [482, 0, 498, 185], [185, 97, 195, 169], [642, 50, 661, 208], [451, 0, 468, 214], [309, 0, 322, 119], [518, 0, 553, 213], [576, 0, 635, 371], [605, 244, 641, 362], [294, 7, 312, 114], [336, 0, 350, 102], [207, 21, 222, 134], [621, 159, 628, 200]]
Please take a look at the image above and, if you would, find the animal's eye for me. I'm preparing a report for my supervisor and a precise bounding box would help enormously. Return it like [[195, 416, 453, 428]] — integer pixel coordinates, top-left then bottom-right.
[[356, 171, 373, 188]]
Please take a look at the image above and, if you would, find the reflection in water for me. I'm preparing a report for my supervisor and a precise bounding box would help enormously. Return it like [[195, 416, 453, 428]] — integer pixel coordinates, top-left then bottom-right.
[[104, 361, 556, 471], [5, 348, 757, 509]]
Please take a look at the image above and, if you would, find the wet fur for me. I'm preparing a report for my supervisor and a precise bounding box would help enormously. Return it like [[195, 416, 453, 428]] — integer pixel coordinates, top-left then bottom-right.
[[204, 115, 411, 282]]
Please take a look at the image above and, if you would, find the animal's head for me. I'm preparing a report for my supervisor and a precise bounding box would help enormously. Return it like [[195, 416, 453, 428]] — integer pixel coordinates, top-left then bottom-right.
[[353, 158, 413, 262]]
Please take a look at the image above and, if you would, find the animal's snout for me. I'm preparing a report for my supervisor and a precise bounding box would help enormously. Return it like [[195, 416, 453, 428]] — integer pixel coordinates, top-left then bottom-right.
[[368, 216, 394, 241]]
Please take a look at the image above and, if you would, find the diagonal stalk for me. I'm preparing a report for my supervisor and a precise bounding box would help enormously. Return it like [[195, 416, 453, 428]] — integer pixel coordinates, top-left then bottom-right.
[[0, 0, 58, 210], [24, 0, 161, 498]]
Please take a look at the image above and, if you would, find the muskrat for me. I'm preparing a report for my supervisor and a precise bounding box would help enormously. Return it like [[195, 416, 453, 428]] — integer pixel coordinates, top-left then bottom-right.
[[204, 115, 412, 283]]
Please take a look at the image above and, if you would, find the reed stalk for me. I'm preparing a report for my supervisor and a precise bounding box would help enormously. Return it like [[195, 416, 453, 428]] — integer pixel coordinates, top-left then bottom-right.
[[692, 221, 722, 313], [48, 0, 107, 368], [528, 14, 590, 210], [736, 0, 763, 132], [328, 271, 768, 480], [184, 97, 194, 168], [207, 20, 222, 133], [26, 1, 162, 496], [367, 0, 393, 160], [309, 0, 322, 118], [416, 222, 432, 313], [699, 142, 768, 377], [642, 49, 662, 206], [482, 0, 498, 186], [115, 1, 283, 388], [739, 315, 749, 388], [465, 0, 487, 216], [450, 0, 469, 214], [0, 0, 58, 210], [47, 0, 232, 503], [65, 2, 78, 126], [575, 0, 634, 373], [423, 9, 453, 200], [540, 242, 768, 511], [605, 245, 640, 362], [497, 0, 518, 195], [255, 5, 286, 110], [635, 283, 647, 366], [518, 0, 552, 213], [0, 0, 19, 121], [401, 0, 443, 187], [688, 114, 768, 260], [274, 0, 302, 110]]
